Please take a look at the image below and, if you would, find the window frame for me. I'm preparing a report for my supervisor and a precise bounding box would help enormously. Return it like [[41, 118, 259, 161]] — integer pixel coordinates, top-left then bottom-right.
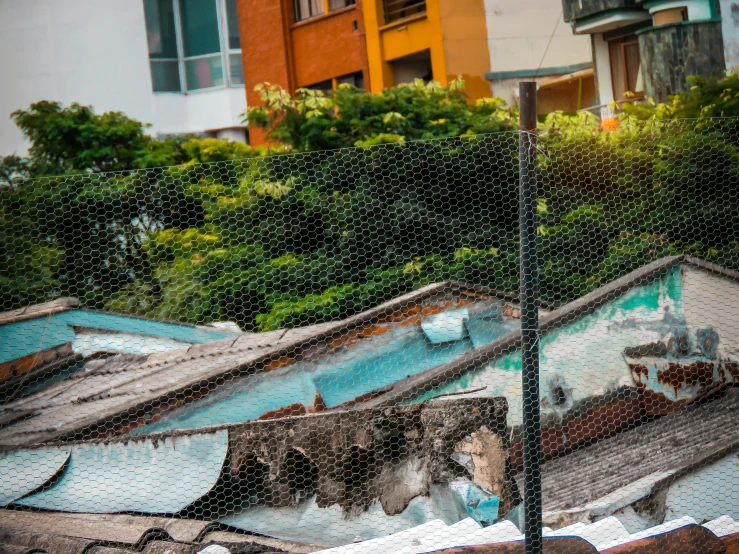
[[608, 34, 644, 102], [145, 0, 243, 94], [382, 0, 427, 25], [220, 0, 244, 87]]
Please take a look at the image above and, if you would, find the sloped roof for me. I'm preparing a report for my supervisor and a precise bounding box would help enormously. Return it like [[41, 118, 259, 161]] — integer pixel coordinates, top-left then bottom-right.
[[534, 387, 739, 515], [0, 282, 510, 447], [0, 510, 317, 554]]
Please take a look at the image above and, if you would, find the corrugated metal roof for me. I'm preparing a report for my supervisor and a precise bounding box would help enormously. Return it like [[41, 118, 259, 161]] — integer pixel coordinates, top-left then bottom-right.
[[306, 514, 739, 553], [15, 430, 227, 514], [0, 283, 511, 446], [0, 509, 317, 553], [535, 388, 739, 514], [0, 446, 70, 506], [0, 510, 213, 544]]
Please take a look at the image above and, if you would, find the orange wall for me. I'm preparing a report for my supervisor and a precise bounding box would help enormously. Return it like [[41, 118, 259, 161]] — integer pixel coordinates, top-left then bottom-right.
[[237, 0, 369, 145], [237, 0, 293, 109], [290, 8, 367, 87], [437, 0, 491, 100]]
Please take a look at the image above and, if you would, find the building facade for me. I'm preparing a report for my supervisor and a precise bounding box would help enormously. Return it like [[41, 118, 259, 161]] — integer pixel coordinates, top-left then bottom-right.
[[236, 0, 370, 145], [561, 0, 736, 109], [237, 0, 594, 145], [483, 0, 595, 112], [0, 0, 248, 157]]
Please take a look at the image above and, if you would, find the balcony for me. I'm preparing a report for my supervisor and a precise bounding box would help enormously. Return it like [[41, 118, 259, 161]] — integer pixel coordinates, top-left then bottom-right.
[[383, 0, 426, 24], [562, 0, 639, 23]]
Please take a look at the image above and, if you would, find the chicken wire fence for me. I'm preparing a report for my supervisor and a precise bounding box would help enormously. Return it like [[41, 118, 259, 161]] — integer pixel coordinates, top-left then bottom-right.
[[2, 116, 739, 554]]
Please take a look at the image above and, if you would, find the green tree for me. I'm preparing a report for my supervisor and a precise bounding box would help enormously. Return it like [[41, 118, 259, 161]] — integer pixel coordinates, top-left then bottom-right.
[[0, 101, 267, 311], [244, 78, 516, 151]]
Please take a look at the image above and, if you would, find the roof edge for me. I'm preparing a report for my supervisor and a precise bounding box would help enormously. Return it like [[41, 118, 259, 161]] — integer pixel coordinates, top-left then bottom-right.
[[0, 298, 80, 327]]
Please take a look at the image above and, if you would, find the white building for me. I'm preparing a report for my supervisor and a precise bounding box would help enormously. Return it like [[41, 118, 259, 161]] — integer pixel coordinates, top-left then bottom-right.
[[0, 0, 247, 157], [483, 0, 594, 113]]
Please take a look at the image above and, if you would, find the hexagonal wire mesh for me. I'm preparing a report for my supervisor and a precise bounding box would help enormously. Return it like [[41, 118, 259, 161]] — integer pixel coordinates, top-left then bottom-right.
[[1, 117, 739, 554]]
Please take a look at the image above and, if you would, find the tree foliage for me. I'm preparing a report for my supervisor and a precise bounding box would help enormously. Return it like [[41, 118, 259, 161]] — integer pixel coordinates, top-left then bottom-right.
[[3, 79, 739, 332], [244, 78, 516, 151]]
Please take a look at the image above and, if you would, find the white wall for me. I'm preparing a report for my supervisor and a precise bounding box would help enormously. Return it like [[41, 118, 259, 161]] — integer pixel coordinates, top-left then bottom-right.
[[484, 0, 591, 76], [721, 0, 739, 70], [152, 88, 247, 136], [592, 32, 615, 106], [0, 0, 247, 157]]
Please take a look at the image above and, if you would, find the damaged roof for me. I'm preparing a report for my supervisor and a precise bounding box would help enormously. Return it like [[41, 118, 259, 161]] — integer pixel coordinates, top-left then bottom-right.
[[2, 508, 739, 554], [0, 282, 521, 447], [3, 255, 738, 458], [0, 398, 512, 545], [0, 509, 320, 554]]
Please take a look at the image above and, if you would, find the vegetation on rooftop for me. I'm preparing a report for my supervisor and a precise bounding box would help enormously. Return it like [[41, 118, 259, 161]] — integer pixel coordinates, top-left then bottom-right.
[[2, 74, 739, 330]]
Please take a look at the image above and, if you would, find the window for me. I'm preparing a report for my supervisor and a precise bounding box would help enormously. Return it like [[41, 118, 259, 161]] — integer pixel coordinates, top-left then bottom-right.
[[337, 72, 364, 89], [143, 0, 243, 93], [608, 35, 644, 101], [329, 0, 356, 10], [145, 0, 181, 91], [294, 0, 324, 22], [383, 0, 426, 24], [304, 79, 334, 92]]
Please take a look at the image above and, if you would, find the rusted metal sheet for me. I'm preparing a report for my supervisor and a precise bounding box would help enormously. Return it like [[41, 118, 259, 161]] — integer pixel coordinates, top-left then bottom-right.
[[600, 524, 724, 554], [723, 531, 739, 554], [15, 431, 227, 514], [0, 344, 75, 385], [626, 353, 738, 416], [509, 390, 642, 473], [0, 447, 70, 506]]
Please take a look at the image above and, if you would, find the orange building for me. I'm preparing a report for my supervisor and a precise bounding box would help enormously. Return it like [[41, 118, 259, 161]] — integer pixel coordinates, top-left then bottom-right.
[[236, 0, 498, 144], [361, 0, 492, 101], [236, 0, 370, 143], [236, 0, 594, 145]]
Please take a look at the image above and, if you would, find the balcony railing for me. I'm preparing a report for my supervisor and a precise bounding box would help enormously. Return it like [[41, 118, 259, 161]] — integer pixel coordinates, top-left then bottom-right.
[[383, 0, 426, 24]]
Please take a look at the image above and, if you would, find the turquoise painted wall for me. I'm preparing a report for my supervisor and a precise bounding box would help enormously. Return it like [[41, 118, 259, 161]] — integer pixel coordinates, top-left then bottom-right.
[[411, 268, 684, 426]]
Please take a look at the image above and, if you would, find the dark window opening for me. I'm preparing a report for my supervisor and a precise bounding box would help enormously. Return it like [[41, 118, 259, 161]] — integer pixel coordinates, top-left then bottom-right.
[[330, 0, 356, 10], [294, 0, 324, 22], [383, 0, 426, 24], [391, 49, 432, 86], [337, 71, 364, 89]]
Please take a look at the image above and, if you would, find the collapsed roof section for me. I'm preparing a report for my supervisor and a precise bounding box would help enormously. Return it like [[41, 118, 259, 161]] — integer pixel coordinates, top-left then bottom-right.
[[0, 398, 515, 547]]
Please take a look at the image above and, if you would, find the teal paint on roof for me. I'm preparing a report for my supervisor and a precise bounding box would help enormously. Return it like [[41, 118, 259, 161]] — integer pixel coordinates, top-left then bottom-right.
[[131, 306, 519, 434], [0, 310, 238, 364], [313, 327, 475, 407], [131, 370, 319, 435], [410, 267, 685, 426], [15, 430, 227, 513]]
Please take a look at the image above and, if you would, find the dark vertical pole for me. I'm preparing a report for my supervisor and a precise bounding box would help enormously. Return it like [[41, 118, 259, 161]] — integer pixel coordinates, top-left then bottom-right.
[[519, 81, 542, 554]]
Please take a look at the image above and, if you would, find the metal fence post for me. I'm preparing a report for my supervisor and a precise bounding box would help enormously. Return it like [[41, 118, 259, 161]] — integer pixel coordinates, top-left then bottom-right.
[[519, 81, 542, 554]]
